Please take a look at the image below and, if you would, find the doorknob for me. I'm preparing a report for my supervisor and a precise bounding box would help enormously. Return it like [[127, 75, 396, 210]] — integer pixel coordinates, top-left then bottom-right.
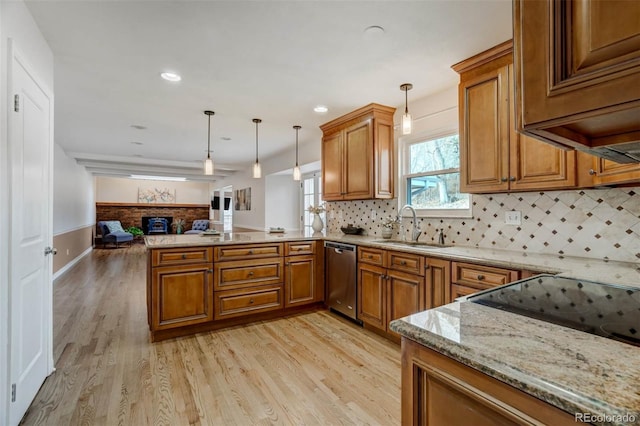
[[44, 247, 57, 256]]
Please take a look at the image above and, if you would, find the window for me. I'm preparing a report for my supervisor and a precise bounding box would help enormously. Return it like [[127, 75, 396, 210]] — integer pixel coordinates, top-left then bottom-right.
[[300, 172, 324, 232], [400, 134, 471, 217]]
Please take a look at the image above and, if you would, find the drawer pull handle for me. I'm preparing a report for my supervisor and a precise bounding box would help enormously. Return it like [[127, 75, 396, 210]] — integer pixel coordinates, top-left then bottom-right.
[[249, 299, 254, 304], [182, 254, 187, 259], [477, 274, 485, 281], [400, 260, 407, 266], [248, 271, 254, 276], [248, 250, 254, 254]]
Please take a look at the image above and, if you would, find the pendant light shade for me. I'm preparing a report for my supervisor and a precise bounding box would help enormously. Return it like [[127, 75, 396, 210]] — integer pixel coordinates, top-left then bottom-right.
[[293, 125, 301, 181], [400, 83, 413, 135], [252, 118, 262, 179], [203, 110, 215, 175]]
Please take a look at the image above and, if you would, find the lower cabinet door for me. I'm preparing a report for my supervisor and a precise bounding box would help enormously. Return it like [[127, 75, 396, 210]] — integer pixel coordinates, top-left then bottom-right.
[[214, 285, 283, 320], [285, 255, 315, 308], [387, 271, 424, 337], [358, 263, 386, 331], [152, 264, 213, 330]]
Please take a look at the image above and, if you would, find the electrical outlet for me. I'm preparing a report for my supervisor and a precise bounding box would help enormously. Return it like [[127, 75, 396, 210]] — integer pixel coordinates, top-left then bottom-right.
[[505, 211, 521, 225], [370, 210, 376, 220]]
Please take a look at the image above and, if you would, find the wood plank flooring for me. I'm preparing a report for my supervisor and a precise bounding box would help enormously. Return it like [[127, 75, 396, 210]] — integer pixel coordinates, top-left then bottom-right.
[[21, 245, 401, 425]]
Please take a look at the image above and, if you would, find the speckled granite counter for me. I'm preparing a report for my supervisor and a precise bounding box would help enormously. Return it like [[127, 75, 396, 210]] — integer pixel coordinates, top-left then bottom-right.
[[144, 230, 324, 248], [389, 300, 640, 425]]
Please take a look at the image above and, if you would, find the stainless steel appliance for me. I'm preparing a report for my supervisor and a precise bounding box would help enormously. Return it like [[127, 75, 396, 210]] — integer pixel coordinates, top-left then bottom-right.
[[469, 274, 640, 347], [325, 241, 360, 323]]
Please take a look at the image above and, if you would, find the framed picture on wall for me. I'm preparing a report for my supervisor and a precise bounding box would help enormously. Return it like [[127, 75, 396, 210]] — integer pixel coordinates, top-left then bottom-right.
[[234, 187, 251, 210], [137, 187, 176, 203]]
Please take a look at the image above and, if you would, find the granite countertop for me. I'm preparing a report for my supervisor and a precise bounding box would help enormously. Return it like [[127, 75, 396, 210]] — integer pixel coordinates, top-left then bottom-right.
[[144, 230, 324, 248], [389, 301, 640, 426]]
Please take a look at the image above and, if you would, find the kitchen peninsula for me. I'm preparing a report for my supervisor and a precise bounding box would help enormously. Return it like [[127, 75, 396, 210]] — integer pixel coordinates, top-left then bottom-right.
[[147, 231, 639, 424]]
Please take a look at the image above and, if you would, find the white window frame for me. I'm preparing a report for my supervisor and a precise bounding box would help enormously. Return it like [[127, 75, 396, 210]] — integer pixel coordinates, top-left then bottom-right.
[[299, 171, 324, 231], [398, 128, 472, 218]]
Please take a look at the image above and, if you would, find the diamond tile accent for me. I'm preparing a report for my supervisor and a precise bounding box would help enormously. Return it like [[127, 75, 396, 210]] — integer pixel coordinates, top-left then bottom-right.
[[326, 187, 640, 263]]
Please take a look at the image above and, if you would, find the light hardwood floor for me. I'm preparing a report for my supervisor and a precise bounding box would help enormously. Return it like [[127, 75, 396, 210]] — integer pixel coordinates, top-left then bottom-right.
[[21, 245, 401, 425]]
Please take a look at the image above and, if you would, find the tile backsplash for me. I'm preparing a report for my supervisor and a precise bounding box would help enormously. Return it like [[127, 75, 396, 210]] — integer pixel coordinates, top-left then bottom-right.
[[326, 187, 640, 263]]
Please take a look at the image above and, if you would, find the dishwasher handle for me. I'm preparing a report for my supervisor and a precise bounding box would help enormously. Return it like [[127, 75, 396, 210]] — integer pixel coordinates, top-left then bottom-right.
[[324, 241, 356, 252]]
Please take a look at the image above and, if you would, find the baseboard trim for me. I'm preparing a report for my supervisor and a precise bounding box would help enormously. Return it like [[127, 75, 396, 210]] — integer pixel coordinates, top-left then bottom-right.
[[53, 246, 93, 282]]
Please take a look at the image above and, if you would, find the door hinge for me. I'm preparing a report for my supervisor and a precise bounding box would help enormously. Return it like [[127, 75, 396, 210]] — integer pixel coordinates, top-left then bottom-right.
[[14, 94, 20, 112], [11, 383, 16, 402]]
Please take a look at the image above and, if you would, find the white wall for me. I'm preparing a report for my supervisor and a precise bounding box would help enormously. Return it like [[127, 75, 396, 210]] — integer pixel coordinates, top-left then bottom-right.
[[265, 175, 300, 231], [0, 2, 55, 424], [95, 176, 210, 204], [53, 144, 95, 234], [219, 171, 265, 230]]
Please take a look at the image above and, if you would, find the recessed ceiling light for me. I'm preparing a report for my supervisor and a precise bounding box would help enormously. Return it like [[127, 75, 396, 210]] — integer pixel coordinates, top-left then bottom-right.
[[131, 124, 147, 130], [220, 136, 232, 141], [131, 141, 144, 145], [160, 72, 181, 82], [314, 105, 328, 113]]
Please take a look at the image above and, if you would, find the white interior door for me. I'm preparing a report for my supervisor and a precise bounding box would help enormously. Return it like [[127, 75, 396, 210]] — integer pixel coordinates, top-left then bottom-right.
[[8, 41, 54, 425]]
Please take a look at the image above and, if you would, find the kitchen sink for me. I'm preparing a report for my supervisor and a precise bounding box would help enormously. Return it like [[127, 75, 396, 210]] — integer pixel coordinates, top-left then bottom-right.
[[372, 240, 451, 249]]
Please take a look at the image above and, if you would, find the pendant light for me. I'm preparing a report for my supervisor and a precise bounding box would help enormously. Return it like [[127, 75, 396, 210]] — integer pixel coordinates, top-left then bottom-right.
[[252, 118, 262, 178], [400, 83, 413, 135], [203, 110, 215, 175], [293, 125, 301, 181]]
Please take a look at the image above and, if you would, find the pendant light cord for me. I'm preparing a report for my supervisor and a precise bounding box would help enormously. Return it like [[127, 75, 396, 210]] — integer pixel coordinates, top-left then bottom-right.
[[207, 114, 211, 159], [253, 118, 262, 164], [295, 126, 299, 166], [404, 88, 409, 114]]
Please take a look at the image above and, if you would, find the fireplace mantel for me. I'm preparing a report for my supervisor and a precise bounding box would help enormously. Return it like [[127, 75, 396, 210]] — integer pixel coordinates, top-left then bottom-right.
[[96, 202, 209, 208]]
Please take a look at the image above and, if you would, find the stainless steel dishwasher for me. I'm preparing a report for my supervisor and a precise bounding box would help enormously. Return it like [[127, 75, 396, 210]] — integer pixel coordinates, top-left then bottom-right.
[[324, 241, 360, 323]]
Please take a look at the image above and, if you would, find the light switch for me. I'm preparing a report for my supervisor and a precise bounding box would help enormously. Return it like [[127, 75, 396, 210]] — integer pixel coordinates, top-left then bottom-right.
[[505, 211, 521, 225]]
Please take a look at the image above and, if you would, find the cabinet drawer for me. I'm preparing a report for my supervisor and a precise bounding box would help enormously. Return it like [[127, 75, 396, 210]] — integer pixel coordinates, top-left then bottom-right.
[[452, 262, 519, 290], [214, 243, 283, 261], [285, 241, 316, 256], [450, 283, 482, 301], [214, 258, 284, 291], [358, 247, 386, 266], [214, 285, 283, 320], [387, 251, 424, 276], [152, 247, 213, 267]]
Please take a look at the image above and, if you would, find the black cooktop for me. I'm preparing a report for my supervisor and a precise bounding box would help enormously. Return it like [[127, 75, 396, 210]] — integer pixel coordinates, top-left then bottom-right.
[[468, 274, 640, 347]]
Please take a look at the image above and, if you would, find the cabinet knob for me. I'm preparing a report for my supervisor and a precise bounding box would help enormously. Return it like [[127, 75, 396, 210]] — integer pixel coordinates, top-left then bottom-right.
[[477, 274, 485, 281], [589, 169, 597, 176], [509, 176, 516, 182], [367, 255, 373, 259], [248, 250, 254, 254], [425, 264, 430, 270], [248, 271, 254, 276], [400, 260, 407, 266], [182, 254, 187, 259], [501, 177, 508, 182], [207, 269, 213, 274], [249, 299, 254, 304]]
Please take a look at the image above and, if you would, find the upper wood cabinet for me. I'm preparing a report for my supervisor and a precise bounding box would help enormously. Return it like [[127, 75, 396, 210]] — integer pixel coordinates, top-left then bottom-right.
[[513, 0, 640, 160], [453, 41, 579, 193], [591, 159, 640, 186], [320, 103, 395, 201]]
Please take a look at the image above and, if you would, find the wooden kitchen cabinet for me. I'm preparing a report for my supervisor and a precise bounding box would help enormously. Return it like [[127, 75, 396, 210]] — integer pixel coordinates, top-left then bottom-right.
[[400, 339, 577, 426], [450, 261, 519, 301], [513, 0, 640, 160], [320, 103, 395, 201], [453, 41, 579, 194], [358, 262, 387, 331], [284, 241, 323, 308], [426, 258, 451, 307], [591, 158, 640, 186], [150, 249, 214, 331], [357, 247, 427, 338]]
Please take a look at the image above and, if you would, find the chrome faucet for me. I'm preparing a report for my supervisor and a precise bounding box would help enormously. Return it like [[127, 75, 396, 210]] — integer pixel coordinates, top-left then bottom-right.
[[399, 205, 422, 242]]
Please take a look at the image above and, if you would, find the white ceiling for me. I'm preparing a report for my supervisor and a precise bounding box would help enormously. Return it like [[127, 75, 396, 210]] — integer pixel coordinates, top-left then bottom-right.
[[25, 0, 513, 182]]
